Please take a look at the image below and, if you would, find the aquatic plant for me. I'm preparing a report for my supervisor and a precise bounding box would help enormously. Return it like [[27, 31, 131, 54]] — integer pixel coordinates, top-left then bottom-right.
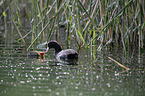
[[1, 0, 144, 52]]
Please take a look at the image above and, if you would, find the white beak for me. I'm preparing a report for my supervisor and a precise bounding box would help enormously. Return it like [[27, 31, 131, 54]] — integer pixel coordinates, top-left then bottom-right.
[[46, 47, 49, 52]]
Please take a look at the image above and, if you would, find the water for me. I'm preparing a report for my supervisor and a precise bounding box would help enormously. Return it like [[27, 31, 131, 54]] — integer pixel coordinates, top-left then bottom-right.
[[0, 42, 144, 96]]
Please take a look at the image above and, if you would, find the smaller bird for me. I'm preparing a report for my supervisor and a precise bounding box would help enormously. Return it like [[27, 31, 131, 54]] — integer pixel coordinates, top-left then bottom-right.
[[27, 51, 45, 59], [46, 40, 78, 64]]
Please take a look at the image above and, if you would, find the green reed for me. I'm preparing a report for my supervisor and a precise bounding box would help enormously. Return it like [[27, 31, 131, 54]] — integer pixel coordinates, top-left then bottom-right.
[[2, 0, 145, 51]]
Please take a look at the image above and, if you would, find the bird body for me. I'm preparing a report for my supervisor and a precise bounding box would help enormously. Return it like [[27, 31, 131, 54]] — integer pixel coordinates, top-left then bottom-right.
[[46, 41, 78, 64], [56, 49, 78, 60]]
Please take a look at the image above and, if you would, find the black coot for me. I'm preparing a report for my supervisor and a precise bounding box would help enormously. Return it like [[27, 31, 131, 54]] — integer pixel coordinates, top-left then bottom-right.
[[46, 40, 78, 64]]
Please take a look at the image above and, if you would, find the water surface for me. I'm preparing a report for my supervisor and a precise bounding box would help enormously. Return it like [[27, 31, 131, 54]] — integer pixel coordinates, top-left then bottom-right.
[[0, 42, 144, 96]]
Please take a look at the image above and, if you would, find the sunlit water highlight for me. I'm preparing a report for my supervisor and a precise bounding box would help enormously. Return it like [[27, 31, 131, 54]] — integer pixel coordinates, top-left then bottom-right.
[[0, 43, 144, 96]]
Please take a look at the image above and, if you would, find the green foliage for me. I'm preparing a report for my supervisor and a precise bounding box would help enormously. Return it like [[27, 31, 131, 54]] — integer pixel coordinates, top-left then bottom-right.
[[2, 0, 145, 51]]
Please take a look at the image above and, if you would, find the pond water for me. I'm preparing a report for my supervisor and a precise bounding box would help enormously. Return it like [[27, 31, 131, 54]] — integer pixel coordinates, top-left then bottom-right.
[[0, 41, 145, 96]]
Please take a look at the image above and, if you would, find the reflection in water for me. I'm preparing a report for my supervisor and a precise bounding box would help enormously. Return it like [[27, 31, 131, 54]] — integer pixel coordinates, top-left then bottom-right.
[[0, 44, 145, 96], [27, 51, 78, 65]]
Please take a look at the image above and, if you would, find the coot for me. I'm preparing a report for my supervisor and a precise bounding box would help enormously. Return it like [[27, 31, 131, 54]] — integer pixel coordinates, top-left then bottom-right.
[[46, 40, 78, 63]]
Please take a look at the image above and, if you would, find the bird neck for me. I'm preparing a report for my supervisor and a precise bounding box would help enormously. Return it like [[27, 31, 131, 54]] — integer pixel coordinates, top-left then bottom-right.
[[54, 44, 62, 55]]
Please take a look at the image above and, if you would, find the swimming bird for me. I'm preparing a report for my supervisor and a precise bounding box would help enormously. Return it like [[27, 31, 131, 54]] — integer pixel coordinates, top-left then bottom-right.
[[27, 51, 45, 59], [46, 40, 78, 64]]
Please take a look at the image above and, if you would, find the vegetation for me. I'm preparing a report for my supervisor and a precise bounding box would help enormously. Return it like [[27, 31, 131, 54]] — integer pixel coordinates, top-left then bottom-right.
[[1, 0, 145, 52]]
